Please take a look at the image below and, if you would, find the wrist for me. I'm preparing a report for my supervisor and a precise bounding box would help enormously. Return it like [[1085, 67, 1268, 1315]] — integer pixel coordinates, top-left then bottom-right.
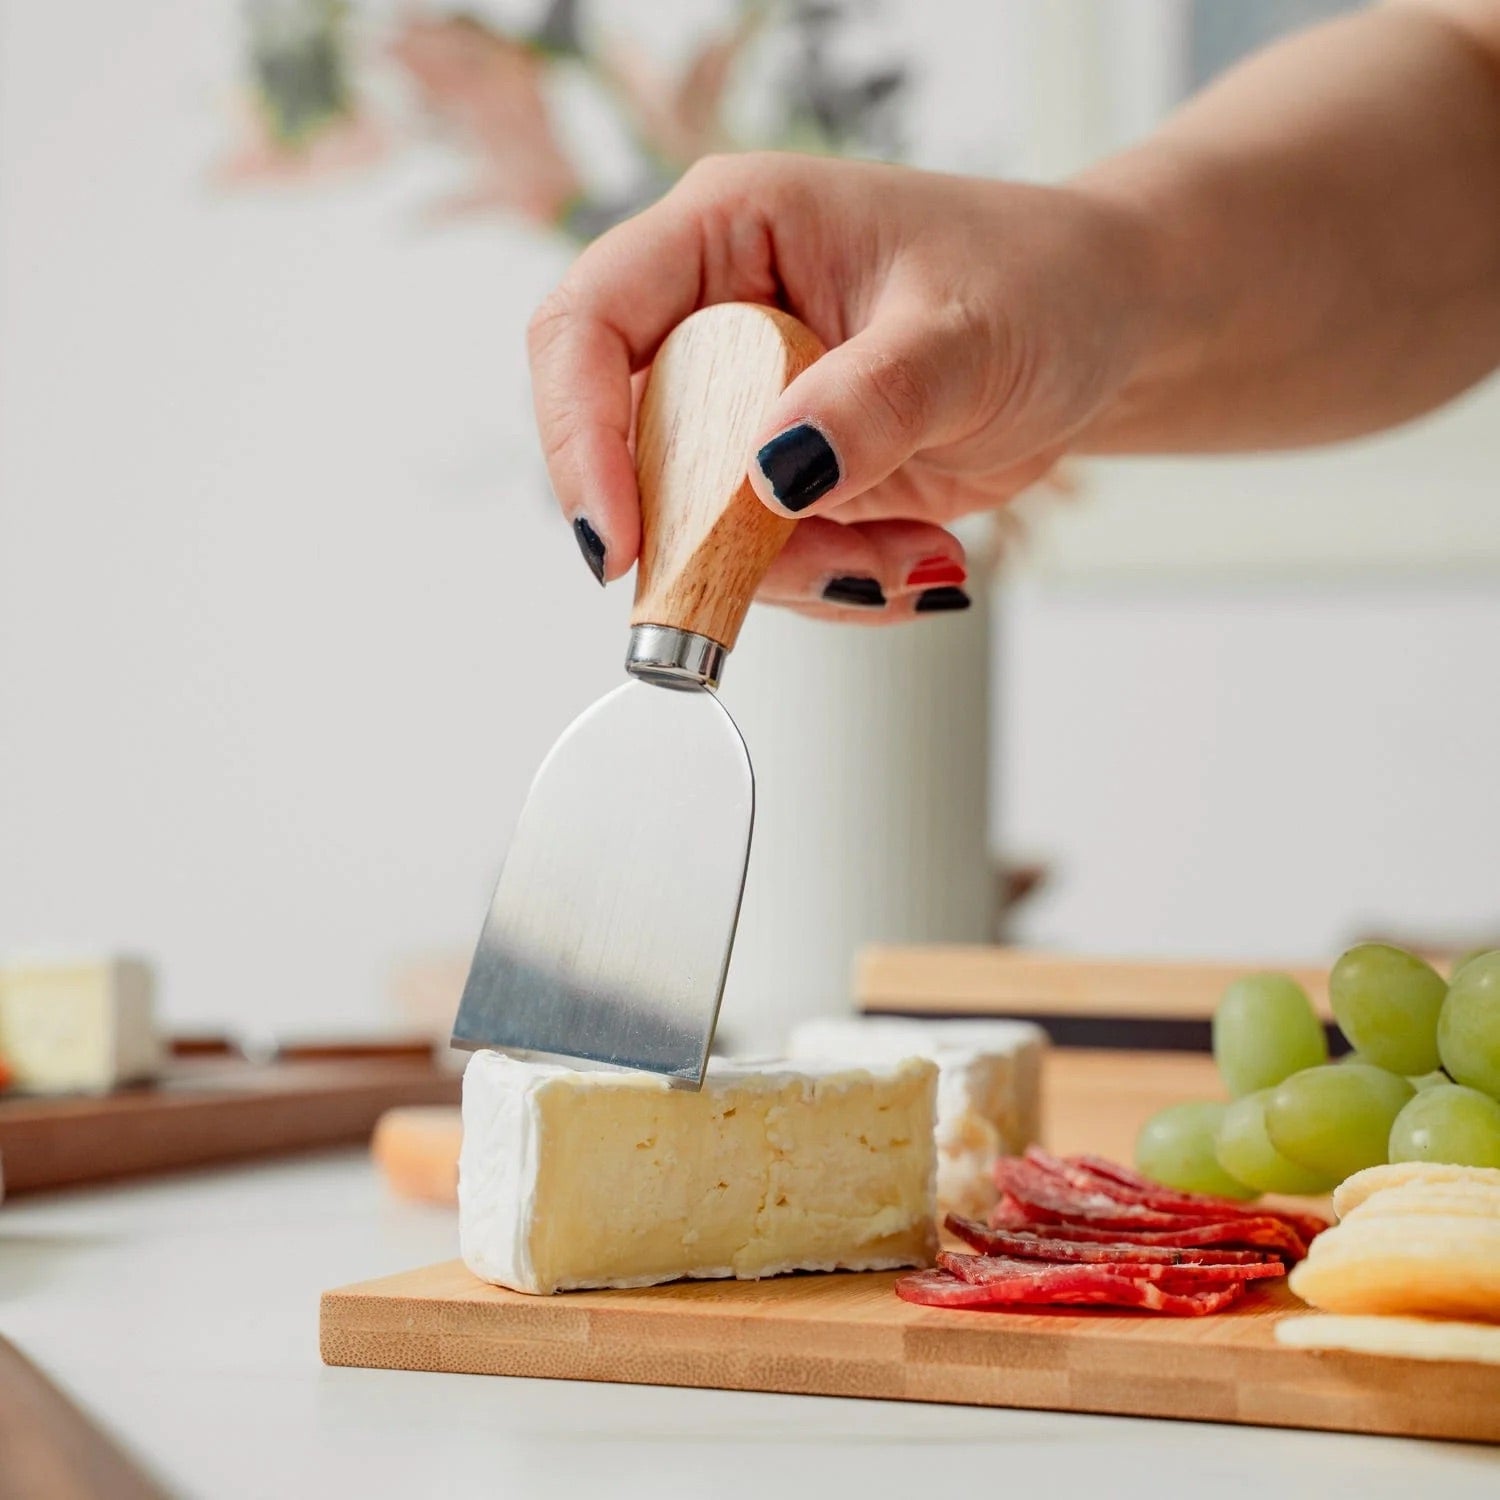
[[1065, 148, 1211, 453]]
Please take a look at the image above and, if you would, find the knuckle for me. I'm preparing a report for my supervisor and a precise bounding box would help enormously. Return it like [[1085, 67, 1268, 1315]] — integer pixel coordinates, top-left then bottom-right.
[[680, 150, 782, 202], [526, 287, 572, 357], [538, 409, 587, 472], [680, 152, 740, 196], [854, 347, 929, 444]]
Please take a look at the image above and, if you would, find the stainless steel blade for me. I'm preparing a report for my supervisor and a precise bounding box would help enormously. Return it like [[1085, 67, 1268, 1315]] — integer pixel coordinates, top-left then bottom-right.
[[451, 675, 753, 1087]]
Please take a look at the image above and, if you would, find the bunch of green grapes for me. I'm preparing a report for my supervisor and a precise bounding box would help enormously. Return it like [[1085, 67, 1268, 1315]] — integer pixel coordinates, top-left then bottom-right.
[[1134, 945, 1500, 1198]]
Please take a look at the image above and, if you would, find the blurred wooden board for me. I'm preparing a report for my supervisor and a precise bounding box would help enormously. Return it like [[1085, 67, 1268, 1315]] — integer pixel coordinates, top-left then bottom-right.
[[1043, 1048, 1221, 1157], [320, 1262, 1499, 1443], [857, 947, 1334, 1049], [0, 1057, 459, 1195], [0, 1336, 169, 1500]]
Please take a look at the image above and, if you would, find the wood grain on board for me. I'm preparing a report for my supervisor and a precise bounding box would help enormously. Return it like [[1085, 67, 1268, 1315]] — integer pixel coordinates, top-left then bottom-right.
[[857, 947, 1334, 1024], [320, 1262, 1499, 1444], [0, 1056, 459, 1195], [0, 1337, 169, 1500]]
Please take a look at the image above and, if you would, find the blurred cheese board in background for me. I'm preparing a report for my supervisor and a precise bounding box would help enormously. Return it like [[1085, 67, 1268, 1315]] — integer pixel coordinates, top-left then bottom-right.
[[0, 953, 459, 1194]]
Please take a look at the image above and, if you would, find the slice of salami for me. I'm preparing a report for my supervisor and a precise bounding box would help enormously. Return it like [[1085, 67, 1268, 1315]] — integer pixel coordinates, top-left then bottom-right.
[[1042, 1150, 1329, 1243], [981, 1211, 1306, 1260], [935, 1250, 1281, 1288], [895, 1266, 1246, 1316], [895, 1270, 995, 1307], [993, 1158, 1183, 1224], [944, 1214, 1274, 1267], [988, 1192, 1032, 1230], [992, 1158, 1309, 1257]]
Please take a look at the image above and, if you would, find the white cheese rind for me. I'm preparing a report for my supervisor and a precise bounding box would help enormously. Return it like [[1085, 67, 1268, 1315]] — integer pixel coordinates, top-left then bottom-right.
[[787, 1015, 1045, 1219], [0, 957, 161, 1093], [459, 1051, 939, 1295]]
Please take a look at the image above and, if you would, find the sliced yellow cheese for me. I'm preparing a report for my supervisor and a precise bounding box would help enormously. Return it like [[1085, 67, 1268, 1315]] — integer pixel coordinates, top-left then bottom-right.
[[1276, 1313, 1500, 1366], [1332, 1161, 1500, 1218], [1288, 1214, 1500, 1320], [459, 1051, 938, 1295], [1342, 1181, 1500, 1223]]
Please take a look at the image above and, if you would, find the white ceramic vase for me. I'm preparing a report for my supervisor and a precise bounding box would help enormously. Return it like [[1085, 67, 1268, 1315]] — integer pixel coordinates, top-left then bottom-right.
[[717, 581, 998, 1053]]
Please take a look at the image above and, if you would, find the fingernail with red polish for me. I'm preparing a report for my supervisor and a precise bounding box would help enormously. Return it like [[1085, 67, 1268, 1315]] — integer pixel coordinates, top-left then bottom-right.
[[905, 556, 967, 589]]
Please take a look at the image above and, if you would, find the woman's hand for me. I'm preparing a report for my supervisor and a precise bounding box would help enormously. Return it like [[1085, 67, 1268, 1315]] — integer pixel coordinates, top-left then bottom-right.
[[526, 153, 1157, 622]]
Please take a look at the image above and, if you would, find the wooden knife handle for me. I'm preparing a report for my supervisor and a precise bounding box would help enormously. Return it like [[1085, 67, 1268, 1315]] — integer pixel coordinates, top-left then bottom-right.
[[631, 303, 825, 651]]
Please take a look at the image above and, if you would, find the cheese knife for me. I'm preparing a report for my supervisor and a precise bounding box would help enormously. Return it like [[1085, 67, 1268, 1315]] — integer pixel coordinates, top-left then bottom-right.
[[452, 303, 825, 1087]]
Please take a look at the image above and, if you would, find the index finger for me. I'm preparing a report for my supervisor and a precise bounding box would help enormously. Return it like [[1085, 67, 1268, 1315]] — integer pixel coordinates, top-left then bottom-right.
[[525, 186, 717, 582]]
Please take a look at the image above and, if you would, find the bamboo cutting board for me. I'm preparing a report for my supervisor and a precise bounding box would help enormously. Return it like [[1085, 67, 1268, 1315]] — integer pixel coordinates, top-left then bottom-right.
[[319, 1262, 1500, 1443]]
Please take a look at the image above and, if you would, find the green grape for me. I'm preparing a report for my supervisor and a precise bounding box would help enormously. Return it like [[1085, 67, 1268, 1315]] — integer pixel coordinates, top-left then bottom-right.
[[1215, 1090, 1333, 1196], [1388, 1083, 1500, 1168], [1451, 947, 1498, 978], [1438, 951, 1500, 1100], [1136, 1101, 1257, 1199], [1329, 943, 1446, 1076], [1408, 1069, 1450, 1091], [1265, 1064, 1414, 1181], [1212, 974, 1327, 1098]]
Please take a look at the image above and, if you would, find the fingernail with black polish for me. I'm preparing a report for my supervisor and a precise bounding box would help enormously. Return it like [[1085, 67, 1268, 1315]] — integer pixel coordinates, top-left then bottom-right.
[[573, 516, 606, 585], [821, 576, 886, 608], [756, 424, 840, 512], [914, 586, 971, 614]]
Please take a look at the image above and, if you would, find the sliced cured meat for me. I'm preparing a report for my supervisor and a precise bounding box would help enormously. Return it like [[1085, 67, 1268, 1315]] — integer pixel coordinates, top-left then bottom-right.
[[936, 1250, 1279, 1289], [1044, 1150, 1329, 1243], [896, 1269, 998, 1307], [988, 1192, 1031, 1230], [944, 1214, 1275, 1268], [895, 1266, 1245, 1316], [936, 1250, 1281, 1288], [992, 1158, 1309, 1258], [994, 1158, 1191, 1226], [983, 1211, 1306, 1260]]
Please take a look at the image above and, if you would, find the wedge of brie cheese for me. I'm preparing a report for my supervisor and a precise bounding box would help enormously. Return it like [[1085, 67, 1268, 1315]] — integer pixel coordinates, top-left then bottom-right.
[[788, 1016, 1045, 1219], [459, 1051, 939, 1295], [0, 957, 160, 1093]]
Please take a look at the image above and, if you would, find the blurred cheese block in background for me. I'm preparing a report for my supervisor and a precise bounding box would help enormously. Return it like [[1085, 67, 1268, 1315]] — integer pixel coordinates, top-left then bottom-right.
[[1277, 1313, 1500, 1366], [372, 1106, 461, 1205], [787, 1016, 1045, 1218], [0, 957, 160, 1093], [459, 1051, 938, 1295]]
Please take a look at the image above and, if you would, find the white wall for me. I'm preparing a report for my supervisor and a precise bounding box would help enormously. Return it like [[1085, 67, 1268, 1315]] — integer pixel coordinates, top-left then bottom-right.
[[0, 0, 1017, 1041], [0, 0, 611, 1037], [1000, 580, 1500, 961], [2, 0, 1496, 1049]]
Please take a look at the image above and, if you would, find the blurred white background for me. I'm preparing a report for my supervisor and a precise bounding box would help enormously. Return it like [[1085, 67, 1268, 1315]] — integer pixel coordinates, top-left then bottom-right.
[[2, 0, 1497, 1045]]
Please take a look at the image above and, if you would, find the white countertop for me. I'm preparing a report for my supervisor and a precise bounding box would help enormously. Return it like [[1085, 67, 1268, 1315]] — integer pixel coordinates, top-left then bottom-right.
[[3, 1153, 1498, 1500]]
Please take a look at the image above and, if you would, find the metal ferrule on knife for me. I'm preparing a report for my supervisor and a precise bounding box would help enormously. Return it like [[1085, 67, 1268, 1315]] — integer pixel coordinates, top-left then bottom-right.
[[625, 624, 727, 691]]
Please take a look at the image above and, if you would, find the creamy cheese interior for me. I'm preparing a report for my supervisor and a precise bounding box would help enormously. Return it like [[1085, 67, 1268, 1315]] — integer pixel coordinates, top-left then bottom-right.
[[459, 1051, 938, 1295], [788, 1015, 1045, 1219]]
